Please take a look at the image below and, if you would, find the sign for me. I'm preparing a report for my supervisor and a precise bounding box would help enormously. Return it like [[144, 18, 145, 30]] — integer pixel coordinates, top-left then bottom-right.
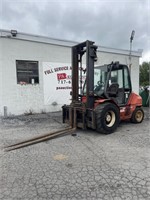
[[43, 62, 72, 106]]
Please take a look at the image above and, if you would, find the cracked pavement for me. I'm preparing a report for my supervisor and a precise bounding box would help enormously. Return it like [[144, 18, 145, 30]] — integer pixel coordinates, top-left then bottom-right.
[[0, 108, 150, 200]]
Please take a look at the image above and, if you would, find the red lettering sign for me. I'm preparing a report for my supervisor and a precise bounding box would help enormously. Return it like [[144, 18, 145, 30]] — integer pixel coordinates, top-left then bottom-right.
[[57, 73, 67, 80]]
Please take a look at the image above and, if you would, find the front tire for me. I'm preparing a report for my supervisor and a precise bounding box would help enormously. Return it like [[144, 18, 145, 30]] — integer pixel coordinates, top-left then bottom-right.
[[131, 107, 144, 123], [95, 103, 120, 134]]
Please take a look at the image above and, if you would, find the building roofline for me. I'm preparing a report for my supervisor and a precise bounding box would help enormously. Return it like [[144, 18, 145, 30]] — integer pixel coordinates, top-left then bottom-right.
[[0, 29, 142, 57]]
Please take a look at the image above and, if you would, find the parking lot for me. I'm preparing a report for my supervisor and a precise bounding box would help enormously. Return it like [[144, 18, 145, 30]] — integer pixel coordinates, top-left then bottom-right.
[[0, 108, 150, 200]]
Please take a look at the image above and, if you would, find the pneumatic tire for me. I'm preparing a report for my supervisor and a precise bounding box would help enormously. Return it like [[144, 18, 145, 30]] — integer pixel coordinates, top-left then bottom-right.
[[130, 107, 144, 123], [95, 103, 120, 134]]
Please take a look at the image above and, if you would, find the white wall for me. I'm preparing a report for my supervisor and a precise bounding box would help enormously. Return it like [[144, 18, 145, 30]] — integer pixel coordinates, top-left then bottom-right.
[[1, 38, 71, 116], [0, 37, 140, 116], [0, 40, 3, 115], [96, 51, 139, 93]]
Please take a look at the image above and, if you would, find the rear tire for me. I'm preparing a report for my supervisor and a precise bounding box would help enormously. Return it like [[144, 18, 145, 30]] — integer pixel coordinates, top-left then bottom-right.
[[95, 103, 120, 134], [131, 107, 144, 123]]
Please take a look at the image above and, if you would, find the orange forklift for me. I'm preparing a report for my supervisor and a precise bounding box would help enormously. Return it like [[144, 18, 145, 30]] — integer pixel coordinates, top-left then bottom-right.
[[62, 40, 144, 134]]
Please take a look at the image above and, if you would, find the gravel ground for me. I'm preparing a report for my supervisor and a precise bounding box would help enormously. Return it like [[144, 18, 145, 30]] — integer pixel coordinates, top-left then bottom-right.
[[0, 108, 150, 200]]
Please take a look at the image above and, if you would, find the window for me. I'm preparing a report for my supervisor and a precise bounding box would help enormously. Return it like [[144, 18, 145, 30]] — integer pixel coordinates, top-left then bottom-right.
[[16, 60, 39, 84], [110, 69, 123, 88], [124, 67, 130, 89]]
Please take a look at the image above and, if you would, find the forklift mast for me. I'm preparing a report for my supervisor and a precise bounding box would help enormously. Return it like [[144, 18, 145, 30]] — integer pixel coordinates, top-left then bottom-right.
[[72, 40, 97, 108]]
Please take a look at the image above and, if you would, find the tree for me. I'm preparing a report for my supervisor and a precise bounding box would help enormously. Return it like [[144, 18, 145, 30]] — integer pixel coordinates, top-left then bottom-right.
[[139, 62, 150, 87]]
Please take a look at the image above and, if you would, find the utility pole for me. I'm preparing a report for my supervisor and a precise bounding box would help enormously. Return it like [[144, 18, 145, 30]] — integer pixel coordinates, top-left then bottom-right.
[[129, 30, 135, 73]]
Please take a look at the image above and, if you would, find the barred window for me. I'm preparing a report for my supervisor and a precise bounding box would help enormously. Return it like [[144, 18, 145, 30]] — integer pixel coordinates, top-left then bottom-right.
[[16, 60, 39, 84]]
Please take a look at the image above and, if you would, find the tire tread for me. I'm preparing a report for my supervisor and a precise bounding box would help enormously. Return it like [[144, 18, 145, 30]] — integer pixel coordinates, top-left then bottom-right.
[[95, 102, 120, 134]]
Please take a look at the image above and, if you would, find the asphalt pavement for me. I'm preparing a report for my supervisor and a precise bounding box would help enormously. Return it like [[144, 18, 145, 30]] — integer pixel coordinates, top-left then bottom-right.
[[0, 107, 149, 200]]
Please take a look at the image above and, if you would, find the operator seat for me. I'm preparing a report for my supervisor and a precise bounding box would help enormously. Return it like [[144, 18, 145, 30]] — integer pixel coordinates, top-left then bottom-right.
[[107, 83, 119, 97]]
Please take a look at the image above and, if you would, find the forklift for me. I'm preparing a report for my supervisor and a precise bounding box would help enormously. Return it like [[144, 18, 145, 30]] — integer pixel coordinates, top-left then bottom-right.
[[62, 40, 144, 134]]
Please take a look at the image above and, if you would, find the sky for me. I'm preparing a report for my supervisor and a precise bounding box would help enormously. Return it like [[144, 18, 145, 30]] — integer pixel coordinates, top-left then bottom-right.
[[0, 0, 149, 63]]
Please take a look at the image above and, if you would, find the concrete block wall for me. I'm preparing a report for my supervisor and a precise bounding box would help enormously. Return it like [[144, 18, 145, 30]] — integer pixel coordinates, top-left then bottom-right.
[[0, 38, 71, 116], [96, 51, 139, 94], [0, 37, 140, 116], [0, 40, 3, 116]]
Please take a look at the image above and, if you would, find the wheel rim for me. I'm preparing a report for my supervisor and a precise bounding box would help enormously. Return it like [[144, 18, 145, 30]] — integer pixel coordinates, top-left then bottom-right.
[[135, 110, 143, 122], [105, 111, 116, 127]]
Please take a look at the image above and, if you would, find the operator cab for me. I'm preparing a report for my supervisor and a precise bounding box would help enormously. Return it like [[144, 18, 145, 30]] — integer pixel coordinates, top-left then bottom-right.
[[94, 63, 132, 105]]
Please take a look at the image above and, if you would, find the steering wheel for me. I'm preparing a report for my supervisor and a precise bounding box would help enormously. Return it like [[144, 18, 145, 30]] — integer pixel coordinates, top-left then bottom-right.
[[97, 81, 104, 86], [94, 81, 104, 92]]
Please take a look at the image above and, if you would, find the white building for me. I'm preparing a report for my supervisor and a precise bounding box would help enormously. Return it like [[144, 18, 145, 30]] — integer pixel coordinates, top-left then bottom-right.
[[0, 29, 142, 116]]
